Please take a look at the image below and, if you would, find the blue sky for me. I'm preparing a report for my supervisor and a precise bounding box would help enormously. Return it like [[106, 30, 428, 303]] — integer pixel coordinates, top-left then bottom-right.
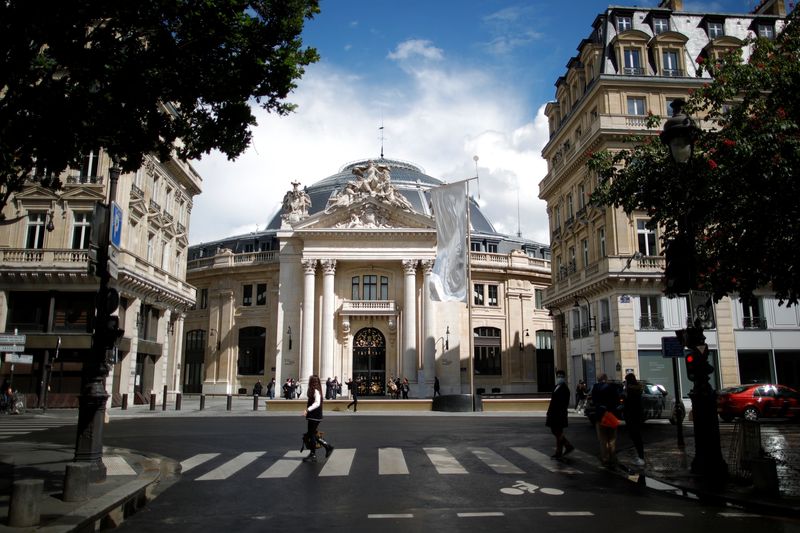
[[190, 0, 770, 246]]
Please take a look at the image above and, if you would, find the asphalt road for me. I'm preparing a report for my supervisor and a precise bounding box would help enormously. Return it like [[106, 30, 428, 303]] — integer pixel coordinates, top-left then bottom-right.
[[17, 414, 800, 532]]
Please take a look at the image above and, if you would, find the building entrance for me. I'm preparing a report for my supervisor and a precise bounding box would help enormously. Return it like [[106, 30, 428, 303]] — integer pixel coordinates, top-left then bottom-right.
[[352, 327, 386, 396]]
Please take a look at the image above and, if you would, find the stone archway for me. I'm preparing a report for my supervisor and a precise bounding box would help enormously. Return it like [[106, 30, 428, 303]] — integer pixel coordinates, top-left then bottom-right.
[[352, 327, 386, 396]]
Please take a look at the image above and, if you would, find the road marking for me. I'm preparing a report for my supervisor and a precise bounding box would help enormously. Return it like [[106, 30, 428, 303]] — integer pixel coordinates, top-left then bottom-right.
[[548, 511, 594, 516], [424, 447, 468, 474], [103, 455, 136, 476], [368, 514, 414, 519], [180, 453, 220, 473], [470, 447, 524, 474], [196, 451, 265, 480], [636, 511, 684, 517], [718, 512, 762, 518], [510, 447, 581, 474], [319, 448, 356, 477], [379, 447, 409, 475], [258, 452, 304, 478], [457, 512, 504, 517]]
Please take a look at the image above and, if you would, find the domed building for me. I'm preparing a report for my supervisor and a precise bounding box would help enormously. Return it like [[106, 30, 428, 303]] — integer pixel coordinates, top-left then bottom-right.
[[184, 158, 553, 399]]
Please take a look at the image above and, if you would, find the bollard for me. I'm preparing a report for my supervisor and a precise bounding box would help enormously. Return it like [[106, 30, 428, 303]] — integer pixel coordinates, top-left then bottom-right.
[[253, 394, 259, 411], [162, 385, 168, 411], [63, 463, 90, 502], [150, 393, 156, 411], [121, 393, 128, 410], [8, 479, 43, 527], [200, 394, 205, 410], [176, 393, 182, 411], [226, 394, 232, 411]]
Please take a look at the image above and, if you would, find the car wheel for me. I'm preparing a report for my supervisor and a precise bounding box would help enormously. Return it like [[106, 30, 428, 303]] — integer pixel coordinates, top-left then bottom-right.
[[743, 407, 759, 421], [719, 414, 734, 423]]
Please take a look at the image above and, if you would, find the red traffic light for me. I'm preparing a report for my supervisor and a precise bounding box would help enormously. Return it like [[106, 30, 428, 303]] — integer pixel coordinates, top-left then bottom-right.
[[686, 353, 695, 364]]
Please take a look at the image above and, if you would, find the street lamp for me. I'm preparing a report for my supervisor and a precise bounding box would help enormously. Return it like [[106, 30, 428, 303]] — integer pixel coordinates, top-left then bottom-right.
[[660, 100, 727, 479]]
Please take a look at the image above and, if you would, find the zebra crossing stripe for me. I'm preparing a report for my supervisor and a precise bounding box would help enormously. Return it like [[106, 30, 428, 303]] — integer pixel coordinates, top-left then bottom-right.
[[457, 512, 504, 517], [379, 448, 409, 475], [636, 511, 684, 517], [549, 511, 594, 516], [424, 447, 468, 474], [469, 447, 525, 474], [181, 453, 220, 473], [258, 451, 304, 478], [510, 447, 582, 474], [196, 451, 265, 481], [103, 455, 136, 476], [319, 448, 356, 477]]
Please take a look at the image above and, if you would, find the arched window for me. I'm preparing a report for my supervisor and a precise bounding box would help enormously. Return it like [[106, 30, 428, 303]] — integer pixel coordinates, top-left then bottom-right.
[[238, 326, 266, 375], [473, 327, 502, 375]]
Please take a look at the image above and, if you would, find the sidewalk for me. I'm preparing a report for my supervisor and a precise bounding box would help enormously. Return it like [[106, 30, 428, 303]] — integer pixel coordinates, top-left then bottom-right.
[[2, 408, 799, 530]]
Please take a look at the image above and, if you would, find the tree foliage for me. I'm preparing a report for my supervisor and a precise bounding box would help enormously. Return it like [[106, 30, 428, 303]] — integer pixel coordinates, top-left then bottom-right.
[[0, 0, 320, 215], [589, 8, 800, 305]]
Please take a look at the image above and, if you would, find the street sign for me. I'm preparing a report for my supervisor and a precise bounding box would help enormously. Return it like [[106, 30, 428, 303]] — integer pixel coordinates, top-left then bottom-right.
[[5, 353, 33, 364], [0, 334, 26, 345], [0, 344, 25, 353], [110, 201, 123, 249], [662, 336, 686, 358]]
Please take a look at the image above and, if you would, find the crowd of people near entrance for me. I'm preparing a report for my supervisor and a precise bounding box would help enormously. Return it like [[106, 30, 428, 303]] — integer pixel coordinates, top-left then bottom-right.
[[251, 374, 420, 400]]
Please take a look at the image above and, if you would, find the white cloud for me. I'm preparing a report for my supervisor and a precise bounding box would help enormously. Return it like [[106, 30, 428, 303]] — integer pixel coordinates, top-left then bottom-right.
[[190, 45, 552, 247], [387, 39, 444, 62]]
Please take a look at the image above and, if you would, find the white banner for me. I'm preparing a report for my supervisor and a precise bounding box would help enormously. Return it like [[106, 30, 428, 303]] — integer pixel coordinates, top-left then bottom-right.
[[429, 182, 468, 302]]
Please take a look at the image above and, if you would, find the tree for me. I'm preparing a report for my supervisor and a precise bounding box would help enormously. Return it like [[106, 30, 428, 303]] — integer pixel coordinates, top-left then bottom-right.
[[0, 0, 320, 215], [589, 8, 800, 305]]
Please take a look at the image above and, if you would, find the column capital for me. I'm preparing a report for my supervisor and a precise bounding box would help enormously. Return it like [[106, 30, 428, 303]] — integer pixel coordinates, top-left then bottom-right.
[[321, 258, 337, 274], [402, 259, 419, 275], [421, 259, 435, 274], [301, 259, 318, 274]]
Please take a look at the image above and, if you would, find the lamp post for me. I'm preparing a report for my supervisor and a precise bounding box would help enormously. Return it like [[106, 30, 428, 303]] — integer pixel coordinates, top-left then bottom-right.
[[660, 99, 727, 479]]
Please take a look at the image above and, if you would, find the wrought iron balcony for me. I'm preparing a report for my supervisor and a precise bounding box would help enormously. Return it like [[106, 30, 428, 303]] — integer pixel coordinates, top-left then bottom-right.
[[639, 313, 664, 330], [742, 317, 767, 329]]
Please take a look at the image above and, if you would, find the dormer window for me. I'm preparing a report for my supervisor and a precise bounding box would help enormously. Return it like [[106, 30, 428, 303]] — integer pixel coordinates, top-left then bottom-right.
[[757, 23, 775, 40], [623, 47, 643, 75], [617, 15, 632, 32], [653, 17, 669, 35], [661, 50, 681, 77], [707, 20, 724, 39]]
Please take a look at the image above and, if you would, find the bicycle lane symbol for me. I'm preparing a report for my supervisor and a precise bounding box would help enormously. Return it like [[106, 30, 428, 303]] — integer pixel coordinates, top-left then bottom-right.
[[500, 480, 564, 496]]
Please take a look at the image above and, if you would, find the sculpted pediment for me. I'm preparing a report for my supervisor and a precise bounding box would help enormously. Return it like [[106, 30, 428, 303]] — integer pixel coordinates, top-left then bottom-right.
[[295, 197, 433, 231]]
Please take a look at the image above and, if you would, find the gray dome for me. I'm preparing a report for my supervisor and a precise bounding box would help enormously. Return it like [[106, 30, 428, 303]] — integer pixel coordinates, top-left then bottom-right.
[[266, 157, 495, 233]]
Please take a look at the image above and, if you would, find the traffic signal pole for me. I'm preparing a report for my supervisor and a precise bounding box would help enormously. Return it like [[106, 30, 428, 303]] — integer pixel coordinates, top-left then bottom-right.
[[74, 167, 124, 482]]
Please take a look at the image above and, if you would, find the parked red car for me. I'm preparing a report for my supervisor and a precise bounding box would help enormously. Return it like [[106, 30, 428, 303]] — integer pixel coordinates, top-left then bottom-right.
[[717, 384, 800, 422]]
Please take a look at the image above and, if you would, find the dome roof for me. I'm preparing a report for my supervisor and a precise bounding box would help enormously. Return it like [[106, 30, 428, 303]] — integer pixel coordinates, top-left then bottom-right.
[[265, 157, 496, 233]]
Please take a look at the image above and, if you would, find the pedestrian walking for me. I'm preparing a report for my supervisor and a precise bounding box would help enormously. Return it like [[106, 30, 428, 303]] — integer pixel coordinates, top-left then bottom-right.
[[267, 377, 275, 399], [283, 378, 291, 399], [575, 379, 588, 413], [546, 370, 574, 459], [433, 376, 441, 397], [623, 372, 646, 466], [253, 380, 263, 397], [591, 373, 621, 467], [302, 375, 334, 463], [325, 377, 332, 399], [332, 376, 340, 399], [346, 377, 358, 412], [401, 377, 410, 399]]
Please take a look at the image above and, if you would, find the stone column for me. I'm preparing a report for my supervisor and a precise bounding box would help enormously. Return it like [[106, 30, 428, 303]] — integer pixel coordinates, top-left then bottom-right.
[[320, 259, 337, 381], [421, 260, 436, 384], [300, 259, 317, 383], [402, 259, 418, 382]]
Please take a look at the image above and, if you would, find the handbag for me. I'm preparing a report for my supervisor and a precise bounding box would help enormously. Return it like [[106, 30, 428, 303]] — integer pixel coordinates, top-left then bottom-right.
[[600, 411, 621, 429]]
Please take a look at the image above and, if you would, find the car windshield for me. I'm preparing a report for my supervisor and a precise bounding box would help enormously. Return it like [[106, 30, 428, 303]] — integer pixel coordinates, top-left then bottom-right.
[[721, 385, 752, 394]]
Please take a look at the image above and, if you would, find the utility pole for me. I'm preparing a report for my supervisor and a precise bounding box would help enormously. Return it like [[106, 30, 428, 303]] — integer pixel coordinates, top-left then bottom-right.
[[74, 166, 124, 481]]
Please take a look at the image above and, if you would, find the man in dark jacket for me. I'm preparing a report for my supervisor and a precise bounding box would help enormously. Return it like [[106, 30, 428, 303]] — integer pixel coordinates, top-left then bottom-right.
[[545, 370, 574, 459]]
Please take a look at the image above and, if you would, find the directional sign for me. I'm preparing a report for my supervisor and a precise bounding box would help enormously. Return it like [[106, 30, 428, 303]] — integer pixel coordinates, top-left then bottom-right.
[[5, 353, 33, 364], [110, 201, 123, 250], [662, 336, 686, 358], [0, 344, 25, 353], [0, 334, 26, 345]]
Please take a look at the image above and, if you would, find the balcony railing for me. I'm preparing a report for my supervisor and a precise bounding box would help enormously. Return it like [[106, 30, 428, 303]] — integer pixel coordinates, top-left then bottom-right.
[[1, 248, 88, 266], [186, 251, 279, 270], [67, 175, 103, 185], [640, 314, 664, 330], [149, 199, 161, 212], [341, 300, 396, 316], [742, 317, 767, 329], [572, 326, 581, 339], [660, 69, 685, 77], [622, 67, 646, 76], [131, 184, 144, 198], [600, 318, 612, 333]]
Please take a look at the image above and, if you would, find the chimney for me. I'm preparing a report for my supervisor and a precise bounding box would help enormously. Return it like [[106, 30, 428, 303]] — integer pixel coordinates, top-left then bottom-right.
[[658, 0, 684, 10]]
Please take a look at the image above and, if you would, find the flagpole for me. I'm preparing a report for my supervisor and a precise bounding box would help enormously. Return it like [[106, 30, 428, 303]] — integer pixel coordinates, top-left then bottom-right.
[[466, 184, 475, 409]]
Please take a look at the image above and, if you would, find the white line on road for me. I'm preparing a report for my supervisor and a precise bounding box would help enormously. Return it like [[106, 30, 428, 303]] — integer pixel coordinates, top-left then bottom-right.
[[548, 511, 594, 516], [196, 451, 265, 480], [379, 447, 409, 475], [457, 512, 505, 517], [470, 447, 525, 474], [103, 455, 136, 476], [424, 447, 468, 474], [510, 447, 582, 474], [319, 448, 356, 477], [636, 511, 684, 517], [368, 514, 414, 519], [180, 453, 220, 473], [718, 512, 762, 518]]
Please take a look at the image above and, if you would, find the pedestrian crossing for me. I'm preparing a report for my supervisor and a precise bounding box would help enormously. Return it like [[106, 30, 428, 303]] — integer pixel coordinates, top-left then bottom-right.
[[179, 445, 599, 481], [0, 417, 74, 439]]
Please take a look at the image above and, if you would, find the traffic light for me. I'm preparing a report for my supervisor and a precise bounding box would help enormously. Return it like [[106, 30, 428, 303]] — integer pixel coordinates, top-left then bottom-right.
[[685, 351, 698, 381], [102, 316, 125, 349]]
